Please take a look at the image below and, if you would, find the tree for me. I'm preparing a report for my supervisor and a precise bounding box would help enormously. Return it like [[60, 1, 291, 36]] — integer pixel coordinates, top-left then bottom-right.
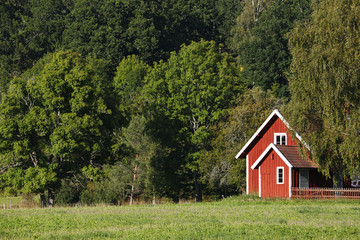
[[199, 88, 282, 197], [62, 0, 131, 69], [0, 51, 114, 205], [143, 40, 245, 201], [287, 0, 360, 184], [231, 0, 271, 51], [120, 115, 158, 205], [113, 55, 149, 121], [235, 0, 312, 97], [213, 0, 243, 46], [61, 0, 242, 68], [0, 0, 70, 99], [0, 0, 31, 96], [26, 0, 70, 56]]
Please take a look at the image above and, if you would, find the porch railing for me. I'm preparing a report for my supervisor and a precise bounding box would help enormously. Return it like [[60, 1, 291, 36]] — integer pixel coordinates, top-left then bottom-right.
[[291, 187, 360, 199]]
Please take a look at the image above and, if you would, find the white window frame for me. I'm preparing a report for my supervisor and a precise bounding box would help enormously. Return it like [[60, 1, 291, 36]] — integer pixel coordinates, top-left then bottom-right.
[[274, 133, 287, 145], [277, 167, 284, 184]]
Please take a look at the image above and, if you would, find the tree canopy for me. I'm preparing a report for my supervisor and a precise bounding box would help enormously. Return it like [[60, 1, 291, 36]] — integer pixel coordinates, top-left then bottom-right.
[[287, 0, 360, 181], [0, 51, 114, 198], [143, 40, 245, 201], [1, 0, 359, 204], [233, 0, 312, 97]]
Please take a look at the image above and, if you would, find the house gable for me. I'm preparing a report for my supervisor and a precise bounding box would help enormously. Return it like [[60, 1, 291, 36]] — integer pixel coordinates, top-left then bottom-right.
[[251, 143, 293, 169], [235, 109, 313, 196], [241, 110, 299, 195], [235, 109, 305, 159], [257, 147, 292, 198], [251, 144, 318, 170]]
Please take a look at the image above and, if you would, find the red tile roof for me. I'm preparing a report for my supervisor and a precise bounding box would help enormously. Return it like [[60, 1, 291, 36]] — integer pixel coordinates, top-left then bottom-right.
[[276, 145, 318, 168]]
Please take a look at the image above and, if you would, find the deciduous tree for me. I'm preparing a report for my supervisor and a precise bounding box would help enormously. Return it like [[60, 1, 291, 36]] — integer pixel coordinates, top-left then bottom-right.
[[113, 55, 149, 121], [0, 51, 114, 205], [200, 88, 282, 197], [143, 40, 245, 201], [287, 0, 360, 183]]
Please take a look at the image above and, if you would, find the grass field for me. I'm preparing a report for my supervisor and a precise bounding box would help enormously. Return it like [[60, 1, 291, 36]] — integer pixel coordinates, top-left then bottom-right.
[[1, 195, 360, 239]]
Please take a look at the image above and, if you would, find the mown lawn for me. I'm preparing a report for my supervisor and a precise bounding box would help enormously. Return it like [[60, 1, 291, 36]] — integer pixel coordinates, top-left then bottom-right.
[[1, 196, 360, 239]]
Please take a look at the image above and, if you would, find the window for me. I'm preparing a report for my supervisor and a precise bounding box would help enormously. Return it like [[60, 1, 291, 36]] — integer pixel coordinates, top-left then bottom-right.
[[277, 167, 284, 184], [299, 169, 309, 188], [274, 133, 287, 145]]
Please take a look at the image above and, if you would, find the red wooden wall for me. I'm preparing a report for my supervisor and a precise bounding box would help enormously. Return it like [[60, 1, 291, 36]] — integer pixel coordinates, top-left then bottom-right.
[[292, 168, 299, 188], [260, 149, 290, 198], [248, 116, 297, 194]]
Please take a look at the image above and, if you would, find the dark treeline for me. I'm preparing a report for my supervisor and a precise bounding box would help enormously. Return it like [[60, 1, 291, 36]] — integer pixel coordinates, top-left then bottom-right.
[[1, 0, 359, 206]]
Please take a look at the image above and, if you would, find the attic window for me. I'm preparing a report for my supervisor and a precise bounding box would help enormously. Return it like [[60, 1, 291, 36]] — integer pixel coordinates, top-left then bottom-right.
[[274, 133, 287, 145], [277, 167, 284, 184]]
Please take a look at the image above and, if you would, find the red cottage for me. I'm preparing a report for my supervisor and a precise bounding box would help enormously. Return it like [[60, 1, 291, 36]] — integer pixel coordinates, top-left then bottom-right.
[[235, 110, 332, 198]]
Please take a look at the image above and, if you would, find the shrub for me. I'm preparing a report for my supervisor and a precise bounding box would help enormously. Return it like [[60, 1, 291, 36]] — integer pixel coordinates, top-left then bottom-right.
[[55, 180, 82, 206]]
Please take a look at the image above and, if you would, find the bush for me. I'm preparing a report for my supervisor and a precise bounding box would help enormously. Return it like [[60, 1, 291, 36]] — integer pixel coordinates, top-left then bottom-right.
[[79, 164, 132, 205], [55, 180, 82, 206]]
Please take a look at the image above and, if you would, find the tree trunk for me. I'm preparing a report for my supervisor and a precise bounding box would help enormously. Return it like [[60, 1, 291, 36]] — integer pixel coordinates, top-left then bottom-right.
[[48, 189, 55, 207], [195, 173, 202, 203], [333, 168, 343, 189], [171, 195, 180, 203], [129, 163, 138, 206], [40, 193, 46, 208]]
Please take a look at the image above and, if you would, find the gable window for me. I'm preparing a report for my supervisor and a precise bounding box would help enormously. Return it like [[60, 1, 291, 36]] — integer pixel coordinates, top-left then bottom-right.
[[277, 167, 284, 184], [274, 133, 287, 145]]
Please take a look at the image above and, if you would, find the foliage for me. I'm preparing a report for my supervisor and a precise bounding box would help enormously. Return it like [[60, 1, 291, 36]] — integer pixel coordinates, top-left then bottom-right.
[[200, 88, 282, 197], [143, 40, 245, 200], [113, 55, 149, 121], [61, 0, 130, 68], [61, 0, 240, 69], [233, 0, 312, 97], [144, 40, 244, 140], [231, 0, 271, 51], [0, 0, 70, 96], [55, 179, 82, 205], [287, 0, 360, 179], [1, 0, 358, 203], [80, 164, 132, 205], [0, 50, 114, 197], [120, 115, 159, 198], [0, 0, 30, 95], [0, 0, 243, 88]]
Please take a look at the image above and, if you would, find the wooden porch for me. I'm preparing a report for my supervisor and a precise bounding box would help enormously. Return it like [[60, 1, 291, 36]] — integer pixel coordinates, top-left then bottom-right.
[[291, 187, 360, 199]]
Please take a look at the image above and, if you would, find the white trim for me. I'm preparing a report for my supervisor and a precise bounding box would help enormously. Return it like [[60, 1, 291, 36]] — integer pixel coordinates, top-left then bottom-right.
[[246, 155, 249, 195], [259, 166, 261, 198], [235, 109, 308, 159], [235, 110, 280, 159], [274, 133, 287, 145], [277, 167, 284, 184], [289, 167, 292, 198], [251, 143, 293, 169]]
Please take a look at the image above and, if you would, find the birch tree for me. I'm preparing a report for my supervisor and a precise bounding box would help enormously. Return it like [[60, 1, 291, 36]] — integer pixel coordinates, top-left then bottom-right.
[[287, 0, 360, 183]]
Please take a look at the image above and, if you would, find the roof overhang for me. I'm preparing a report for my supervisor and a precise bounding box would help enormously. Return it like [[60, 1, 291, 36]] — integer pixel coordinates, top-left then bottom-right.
[[235, 109, 307, 159]]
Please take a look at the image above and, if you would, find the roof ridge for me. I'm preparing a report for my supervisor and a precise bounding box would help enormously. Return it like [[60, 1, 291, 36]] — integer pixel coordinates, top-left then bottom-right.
[[235, 109, 308, 159]]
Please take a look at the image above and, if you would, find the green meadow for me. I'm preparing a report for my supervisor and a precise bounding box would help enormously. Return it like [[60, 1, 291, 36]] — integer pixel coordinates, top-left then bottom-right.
[[1, 196, 360, 239]]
